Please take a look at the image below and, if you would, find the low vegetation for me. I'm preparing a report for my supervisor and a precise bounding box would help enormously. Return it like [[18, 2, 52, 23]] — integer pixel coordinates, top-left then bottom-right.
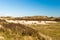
[[0, 16, 60, 21], [30, 22, 60, 40], [0, 21, 46, 40], [0, 16, 60, 40]]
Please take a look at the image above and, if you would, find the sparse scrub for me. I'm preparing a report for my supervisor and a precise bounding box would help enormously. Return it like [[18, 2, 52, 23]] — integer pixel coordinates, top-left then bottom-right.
[[0, 22, 46, 40], [30, 22, 60, 40], [0, 16, 60, 40]]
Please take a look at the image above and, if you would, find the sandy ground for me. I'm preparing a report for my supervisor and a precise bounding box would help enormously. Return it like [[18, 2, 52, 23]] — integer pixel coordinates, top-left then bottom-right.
[[6, 20, 57, 25]]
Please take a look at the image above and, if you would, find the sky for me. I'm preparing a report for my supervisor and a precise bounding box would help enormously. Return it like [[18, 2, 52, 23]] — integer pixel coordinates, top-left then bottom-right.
[[0, 0, 60, 17]]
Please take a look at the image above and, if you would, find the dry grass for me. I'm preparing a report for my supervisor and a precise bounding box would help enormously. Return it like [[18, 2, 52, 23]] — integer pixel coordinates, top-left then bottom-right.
[[30, 22, 60, 40], [0, 19, 60, 40], [0, 22, 43, 40]]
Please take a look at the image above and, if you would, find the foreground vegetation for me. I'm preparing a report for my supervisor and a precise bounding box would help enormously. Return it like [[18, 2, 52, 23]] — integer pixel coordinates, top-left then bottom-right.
[[30, 22, 60, 40], [0, 16, 60, 40], [0, 21, 45, 40]]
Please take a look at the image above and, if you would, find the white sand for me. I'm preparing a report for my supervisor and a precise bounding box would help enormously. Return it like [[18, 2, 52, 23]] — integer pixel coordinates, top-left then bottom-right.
[[6, 20, 57, 25]]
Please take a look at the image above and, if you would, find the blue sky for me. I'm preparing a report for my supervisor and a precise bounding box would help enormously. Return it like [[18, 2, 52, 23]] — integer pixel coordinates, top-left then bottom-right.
[[0, 0, 60, 17]]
